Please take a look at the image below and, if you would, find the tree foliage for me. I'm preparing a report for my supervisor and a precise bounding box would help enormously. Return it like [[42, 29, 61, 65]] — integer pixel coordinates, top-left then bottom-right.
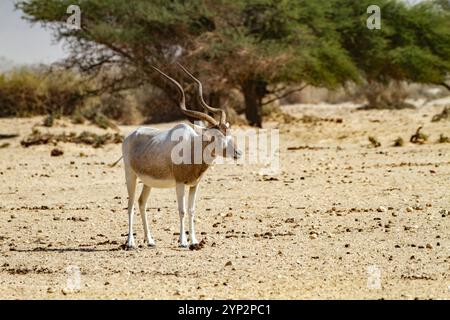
[[16, 0, 450, 125]]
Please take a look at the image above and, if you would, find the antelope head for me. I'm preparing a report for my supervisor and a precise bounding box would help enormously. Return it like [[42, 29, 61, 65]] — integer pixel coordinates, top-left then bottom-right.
[[152, 65, 242, 161]]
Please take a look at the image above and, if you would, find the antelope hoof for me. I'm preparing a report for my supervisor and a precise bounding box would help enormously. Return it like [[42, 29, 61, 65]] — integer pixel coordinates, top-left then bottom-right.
[[147, 240, 156, 248], [179, 241, 188, 248], [126, 237, 136, 250], [125, 244, 136, 250]]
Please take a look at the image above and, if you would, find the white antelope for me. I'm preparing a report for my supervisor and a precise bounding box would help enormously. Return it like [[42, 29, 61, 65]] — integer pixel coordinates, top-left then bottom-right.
[[119, 65, 242, 249]]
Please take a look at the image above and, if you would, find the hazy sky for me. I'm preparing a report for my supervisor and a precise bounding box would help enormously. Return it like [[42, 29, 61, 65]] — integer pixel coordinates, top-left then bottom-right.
[[0, 0, 67, 65], [0, 0, 426, 66]]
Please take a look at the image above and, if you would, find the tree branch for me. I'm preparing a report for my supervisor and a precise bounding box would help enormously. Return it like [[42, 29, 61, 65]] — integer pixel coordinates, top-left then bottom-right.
[[262, 84, 309, 106], [267, 85, 289, 95], [440, 82, 450, 91]]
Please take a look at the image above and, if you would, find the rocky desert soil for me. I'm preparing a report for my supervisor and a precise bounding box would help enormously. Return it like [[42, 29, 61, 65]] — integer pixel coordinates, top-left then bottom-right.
[[0, 101, 449, 299]]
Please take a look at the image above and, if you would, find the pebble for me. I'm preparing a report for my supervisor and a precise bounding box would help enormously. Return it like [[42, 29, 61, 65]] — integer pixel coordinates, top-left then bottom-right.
[[51, 148, 64, 157], [225, 261, 232, 267], [61, 288, 71, 295], [309, 234, 318, 240], [426, 244, 433, 249], [377, 206, 387, 213], [406, 207, 413, 212]]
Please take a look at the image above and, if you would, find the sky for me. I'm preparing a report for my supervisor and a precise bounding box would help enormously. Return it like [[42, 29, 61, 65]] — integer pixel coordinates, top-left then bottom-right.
[[0, 0, 427, 68], [0, 0, 67, 67]]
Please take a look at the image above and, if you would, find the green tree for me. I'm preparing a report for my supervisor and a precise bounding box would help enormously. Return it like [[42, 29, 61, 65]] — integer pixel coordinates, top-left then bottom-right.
[[17, 0, 450, 123], [17, 0, 358, 126], [331, 0, 450, 107], [191, 0, 359, 126]]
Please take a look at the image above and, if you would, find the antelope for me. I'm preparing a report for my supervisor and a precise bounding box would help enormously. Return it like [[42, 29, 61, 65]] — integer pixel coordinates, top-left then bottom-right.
[[119, 64, 242, 249]]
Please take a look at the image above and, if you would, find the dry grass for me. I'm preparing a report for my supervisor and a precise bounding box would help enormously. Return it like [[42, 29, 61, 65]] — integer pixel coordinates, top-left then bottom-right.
[[20, 129, 123, 148]]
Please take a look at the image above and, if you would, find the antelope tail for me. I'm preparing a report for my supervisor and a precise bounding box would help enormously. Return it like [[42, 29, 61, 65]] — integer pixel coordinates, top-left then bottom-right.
[[109, 156, 123, 168]]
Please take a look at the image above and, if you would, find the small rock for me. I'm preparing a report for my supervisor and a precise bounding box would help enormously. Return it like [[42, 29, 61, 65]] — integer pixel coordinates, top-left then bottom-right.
[[406, 207, 413, 212], [51, 148, 64, 157], [377, 206, 387, 213], [309, 234, 318, 240], [47, 288, 56, 294], [61, 288, 70, 295], [426, 244, 433, 249], [225, 261, 232, 267]]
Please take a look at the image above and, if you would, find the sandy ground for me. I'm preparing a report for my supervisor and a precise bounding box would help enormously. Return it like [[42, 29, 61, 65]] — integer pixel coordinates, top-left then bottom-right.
[[0, 101, 449, 300]]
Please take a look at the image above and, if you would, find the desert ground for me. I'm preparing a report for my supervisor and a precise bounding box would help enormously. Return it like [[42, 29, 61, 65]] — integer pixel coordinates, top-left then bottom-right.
[[0, 101, 449, 299]]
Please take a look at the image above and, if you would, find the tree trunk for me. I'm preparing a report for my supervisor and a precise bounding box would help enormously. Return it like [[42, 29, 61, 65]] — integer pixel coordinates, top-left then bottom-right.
[[242, 79, 266, 128]]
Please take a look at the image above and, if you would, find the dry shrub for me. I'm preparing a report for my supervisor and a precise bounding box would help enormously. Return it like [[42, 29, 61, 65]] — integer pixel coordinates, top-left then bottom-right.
[[437, 134, 449, 143], [393, 137, 404, 147], [0, 67, 244, 126], [98, 92, 142, 125], [78, 99, 118, 130], [368, 136, 381, 148], [432, 106, 450, 122], [0, 68, 87, 117], [42, 114, 55, 127], [358, 82, 415, 110], [20, 129, 123, 148], [137, 85, 184, 124], [138, 86, 246, 125], [410, 126, 428, 144]]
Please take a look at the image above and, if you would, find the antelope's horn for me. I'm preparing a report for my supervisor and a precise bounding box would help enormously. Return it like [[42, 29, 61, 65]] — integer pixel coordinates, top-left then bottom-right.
[[177, 63, 226, 124], [152, 66, 218, 126]]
